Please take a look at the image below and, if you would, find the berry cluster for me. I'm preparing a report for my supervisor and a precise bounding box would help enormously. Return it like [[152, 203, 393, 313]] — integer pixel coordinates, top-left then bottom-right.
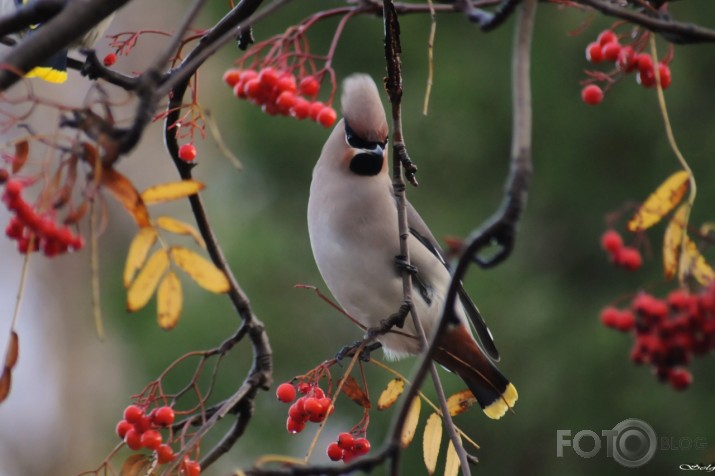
[[326, 432, 371, 463], [116, 404, 199, 474], [581, 29, 672, 105], [600, 283, 715, 390], [276, 382, 334, 434], [223, 68, 337, 127], [3, 180, 84, 256], [601, 229, 642, 271]]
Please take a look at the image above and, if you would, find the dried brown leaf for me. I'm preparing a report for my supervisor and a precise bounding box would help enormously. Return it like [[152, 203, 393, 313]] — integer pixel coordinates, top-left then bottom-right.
[[340, 375, 371, 409]]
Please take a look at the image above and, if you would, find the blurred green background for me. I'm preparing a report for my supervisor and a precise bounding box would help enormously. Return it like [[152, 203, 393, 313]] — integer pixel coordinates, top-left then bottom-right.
[[2, 1, 715, 475]]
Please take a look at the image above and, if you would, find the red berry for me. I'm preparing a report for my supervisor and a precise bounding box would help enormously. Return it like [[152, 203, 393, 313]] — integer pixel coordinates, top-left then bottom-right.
[[616, 246, 642, 271], [667, 290, 692, 309], [311, 387, 325, 399], [243, 78, 263, 99], [258, 67, 280, 89], [287, 416, 306, 434], [600, 307, 621, 328], [140, 429, 163, 450], [327, 442, 344, 461], [5, 217, 24, 239], [223, 69, 242, 88], [337, 432, 354, 450], [617, 46, 636, 72], [276, 383, 297, 403], [636, 53, 653, 73], [303, 397, 325, 421], [585, 42, 603, 63], [317, 107, 337, 128], [309, 101, 325, 121], [597, 30, 618, 46], [353, 437, 371, 455], [4, 179, 23, 198], [156, 444, 175, 464], [123, 405, 144, 424], [103, 53, 117, 67], [668, 368, 692, 390], [614, 310, 635, 332], [290, 98, 311, 119], [297, 382, 311, 394], [600, 230, 623, 254], [342, 449, 357, 464], [152, 406, 175, 427], [637, 68, 656, 88], [178, 143, 197, 162], [657, 63, 672, 89], [632, 293, 668, 319], [276, 91, 297, 113], [116, 419, 133, 439], [124, 428, 143, 450], [602, 42, 621, 62], [133, 414, 153, 434], [581, 84, 604, 106], [319, 397, 334, 416], [276, 74, 297, 93], [288, 400, 306, 421], [182, 459, 201, 476], [299, 76, 320, 96]]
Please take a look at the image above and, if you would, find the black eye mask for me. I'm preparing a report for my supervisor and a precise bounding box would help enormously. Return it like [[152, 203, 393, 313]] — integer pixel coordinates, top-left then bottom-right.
[[344, 119, 388, 152]]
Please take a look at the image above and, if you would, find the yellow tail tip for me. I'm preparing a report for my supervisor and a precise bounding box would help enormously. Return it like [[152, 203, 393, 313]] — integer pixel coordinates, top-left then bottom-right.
[[483, 383, 518, 420], [26, 66, 68, 84]]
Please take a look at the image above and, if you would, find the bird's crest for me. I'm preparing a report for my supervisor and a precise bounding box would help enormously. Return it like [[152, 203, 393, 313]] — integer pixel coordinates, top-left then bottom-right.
[[341, 74, 388, 145]]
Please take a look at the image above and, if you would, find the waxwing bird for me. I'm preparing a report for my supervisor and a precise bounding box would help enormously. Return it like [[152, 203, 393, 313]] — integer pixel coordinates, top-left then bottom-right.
[[0, 0, 114, 83], [307, 73, 518, 419]]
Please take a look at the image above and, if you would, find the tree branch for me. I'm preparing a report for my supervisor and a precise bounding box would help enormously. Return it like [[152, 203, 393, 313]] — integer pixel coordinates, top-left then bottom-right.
[[0, 0, 129, 91], [462, 0, 536, 269]]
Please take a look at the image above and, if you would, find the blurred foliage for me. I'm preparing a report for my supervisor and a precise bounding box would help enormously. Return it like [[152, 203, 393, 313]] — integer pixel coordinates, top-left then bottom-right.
[[94, 1, 715, 475]]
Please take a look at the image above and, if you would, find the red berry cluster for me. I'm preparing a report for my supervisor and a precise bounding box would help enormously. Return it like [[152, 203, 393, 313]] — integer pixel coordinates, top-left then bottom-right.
[[2, 180, 84, 256], [326, 432, 371, 463], [116, 404, 200, 473], [223, 68, 337, 127], [601, 229, 642, 271], [276, 382, 335, 434], [581, 29, 672, 105], [600, 282, 715, 391]]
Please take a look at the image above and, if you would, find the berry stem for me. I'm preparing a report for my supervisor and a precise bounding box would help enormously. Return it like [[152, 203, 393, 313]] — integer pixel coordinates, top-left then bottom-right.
[[649, 35, 695, 287]]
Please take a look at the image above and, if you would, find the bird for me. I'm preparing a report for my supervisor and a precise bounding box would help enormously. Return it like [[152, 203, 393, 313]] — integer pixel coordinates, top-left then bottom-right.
[[0, 0, 114, 83], [307, 73, 517, 419]]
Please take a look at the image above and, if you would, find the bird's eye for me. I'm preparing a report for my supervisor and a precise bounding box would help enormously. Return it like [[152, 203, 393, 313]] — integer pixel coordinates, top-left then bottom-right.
[[344, 120, 387, 151]]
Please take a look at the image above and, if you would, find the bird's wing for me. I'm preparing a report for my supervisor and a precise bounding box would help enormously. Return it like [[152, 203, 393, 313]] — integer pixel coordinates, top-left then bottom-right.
[[406, 201, 500, 361]]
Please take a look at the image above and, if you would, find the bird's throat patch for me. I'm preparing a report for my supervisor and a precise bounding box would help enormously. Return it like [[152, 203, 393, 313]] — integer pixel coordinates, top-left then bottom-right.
[[349, 152, 383, 176]]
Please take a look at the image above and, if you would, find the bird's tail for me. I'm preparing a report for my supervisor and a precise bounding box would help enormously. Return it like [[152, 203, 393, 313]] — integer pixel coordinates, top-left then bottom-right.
[[25, 49, 69, 83], [433, 325, 518, 420]]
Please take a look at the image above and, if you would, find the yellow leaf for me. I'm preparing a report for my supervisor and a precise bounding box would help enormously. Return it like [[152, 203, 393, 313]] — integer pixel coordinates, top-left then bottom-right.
[[157, 271, 182, 330], [446, 390, 477, 417], [423, 413, 443, 475], [123, 228, 158, 287], [126, 249, 169, 312], [401, 396, 421, 448], [444, 435, 462, 476], [663, 204, 689, 280], [170, 247, 230, 293], [156, 216, 205, 248], [628, 170, 690, 232], [141, 180, 205, 205], [377, 378, 405, 410], [680, 236, 714, 286]]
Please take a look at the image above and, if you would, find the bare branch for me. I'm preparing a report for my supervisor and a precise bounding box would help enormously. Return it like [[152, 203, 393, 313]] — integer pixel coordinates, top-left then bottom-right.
[[0, 0, 129, 90]]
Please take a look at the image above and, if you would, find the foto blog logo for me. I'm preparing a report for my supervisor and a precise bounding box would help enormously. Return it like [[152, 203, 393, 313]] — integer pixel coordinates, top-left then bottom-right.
[[557, 418, 658, 468]]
